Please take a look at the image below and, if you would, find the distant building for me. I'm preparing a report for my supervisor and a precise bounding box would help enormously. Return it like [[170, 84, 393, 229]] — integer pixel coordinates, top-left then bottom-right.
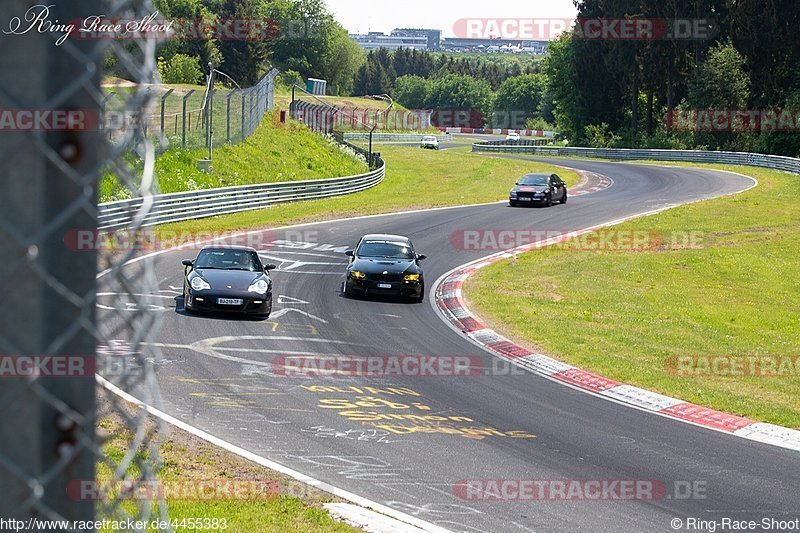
[[351, 31, 429, 51], [391, 28, 442, 51], [350, 27, 550, 54]]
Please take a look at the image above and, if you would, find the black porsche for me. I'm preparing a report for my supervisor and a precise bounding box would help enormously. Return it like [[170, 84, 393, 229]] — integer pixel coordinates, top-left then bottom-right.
[[343, 234, 426, 302], [182, 245, 276, 317], [509, 173, 568, 207]]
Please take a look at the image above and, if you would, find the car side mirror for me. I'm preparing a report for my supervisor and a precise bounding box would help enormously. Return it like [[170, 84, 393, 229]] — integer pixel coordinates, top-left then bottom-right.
[[182, 259, 193, 267], [344, 250, 354, 257], [264, 264, 277, 271], [416, 254, 427, 261]]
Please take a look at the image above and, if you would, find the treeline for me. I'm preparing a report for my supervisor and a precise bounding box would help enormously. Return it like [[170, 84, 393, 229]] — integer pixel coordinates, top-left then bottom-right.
[[353, 48, 539, 94], [111, 0, 364, 94], [355, 48, 550, 130], [546, 0, 800, 155]]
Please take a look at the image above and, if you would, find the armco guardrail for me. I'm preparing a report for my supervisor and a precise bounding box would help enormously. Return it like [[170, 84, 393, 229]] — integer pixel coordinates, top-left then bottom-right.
[[343, 132, 450, 142], [471, 143, 800, 174], [98, 155, 385, 230], [478, 139, 550, 147]]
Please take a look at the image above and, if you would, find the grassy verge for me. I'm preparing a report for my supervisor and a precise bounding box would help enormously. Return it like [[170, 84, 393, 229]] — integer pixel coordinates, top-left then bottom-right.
[[100, 112, 367, 202], [98, 415, 360, 532], [465, 163, 800, 428], [155, 145, 580, 235]]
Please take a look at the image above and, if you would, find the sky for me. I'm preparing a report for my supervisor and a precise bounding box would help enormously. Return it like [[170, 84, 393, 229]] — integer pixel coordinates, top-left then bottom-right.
[[324, 0, 579, 38]]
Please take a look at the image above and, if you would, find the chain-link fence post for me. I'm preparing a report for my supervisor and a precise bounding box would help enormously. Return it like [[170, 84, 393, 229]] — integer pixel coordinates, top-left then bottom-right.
[[160, 89, 174, 135], [182, 90, 194, 148], [226, 91, 234, 144], [0, 0, 101, 523]]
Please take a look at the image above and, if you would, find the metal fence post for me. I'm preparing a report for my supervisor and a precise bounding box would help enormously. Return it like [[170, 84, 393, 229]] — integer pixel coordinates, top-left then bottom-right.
[[160, 88, 174, 135], [0, 0, 100, 523], [241, 92, 246, 141], [182, 89, 195, 147], [226, 91, 234, 144], [249, 92, 255, 136], [209, 89, 215, 158]]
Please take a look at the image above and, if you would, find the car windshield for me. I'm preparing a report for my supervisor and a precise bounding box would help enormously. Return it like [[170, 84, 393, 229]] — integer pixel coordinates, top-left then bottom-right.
[[195, 250, 262, 271], [357, 241, 415, 259], [519, 175, 548, 186], [423, 136, 436, 141]]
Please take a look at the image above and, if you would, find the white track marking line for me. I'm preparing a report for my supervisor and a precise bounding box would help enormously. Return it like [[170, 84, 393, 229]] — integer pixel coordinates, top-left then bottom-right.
[[96, 375, 452, 533]]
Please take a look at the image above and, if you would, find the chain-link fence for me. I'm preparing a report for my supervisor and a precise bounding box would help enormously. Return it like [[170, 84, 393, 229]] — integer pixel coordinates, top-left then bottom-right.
[[0, 0, 171, 530], [104, 68, 278, 151]]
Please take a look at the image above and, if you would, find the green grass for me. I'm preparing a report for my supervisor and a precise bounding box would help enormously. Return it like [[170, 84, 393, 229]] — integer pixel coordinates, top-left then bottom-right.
[[155, 144, 580, 236], [465, 164, 800, 428], [97, 417, 360, 532], [100, 112, 368, 202]]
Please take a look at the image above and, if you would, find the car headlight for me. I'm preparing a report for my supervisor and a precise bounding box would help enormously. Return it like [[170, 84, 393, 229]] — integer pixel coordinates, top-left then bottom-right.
[[248, 279, 269, 294], [350, 270, 366, 280], [510, 191, 518, 196], [191, 277, 210, 291], [404, 273, 420, 282]]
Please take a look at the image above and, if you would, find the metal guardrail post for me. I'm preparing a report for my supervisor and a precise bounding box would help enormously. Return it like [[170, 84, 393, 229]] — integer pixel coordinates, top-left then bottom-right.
[[182, 89, 195, 147]]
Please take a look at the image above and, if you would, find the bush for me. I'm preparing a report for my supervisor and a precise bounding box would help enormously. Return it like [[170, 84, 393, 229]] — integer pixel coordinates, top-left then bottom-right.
[[278, 70, 304, 90], [584, 123, 621, 148], [159, 54, 203, 85], [525, 116, 556, 132]]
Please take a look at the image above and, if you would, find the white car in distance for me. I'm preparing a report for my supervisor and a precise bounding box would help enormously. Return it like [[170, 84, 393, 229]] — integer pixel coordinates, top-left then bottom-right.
[[420, 135, 440, 150], [506, 131, 521, 142]]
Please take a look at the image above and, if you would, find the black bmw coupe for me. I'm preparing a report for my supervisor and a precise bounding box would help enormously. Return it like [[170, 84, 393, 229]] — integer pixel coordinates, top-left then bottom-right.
[[509, 173, 568, 207], [343, 234, 426, 302]]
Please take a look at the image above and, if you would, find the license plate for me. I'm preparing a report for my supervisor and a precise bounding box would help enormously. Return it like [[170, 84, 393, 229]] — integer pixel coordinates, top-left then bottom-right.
[[377, 283, 392, 289], [217, 298, 243, 305], [519, 197, 532, 201]]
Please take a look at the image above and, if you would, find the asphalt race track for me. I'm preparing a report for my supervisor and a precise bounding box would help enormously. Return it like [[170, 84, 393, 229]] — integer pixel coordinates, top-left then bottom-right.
[[103, 157, 800, 532]]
